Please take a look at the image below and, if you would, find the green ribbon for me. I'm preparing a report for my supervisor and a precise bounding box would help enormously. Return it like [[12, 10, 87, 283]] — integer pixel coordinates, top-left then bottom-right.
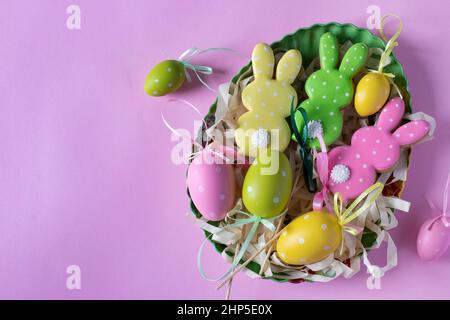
[[290, 100, 317, 193], [197, 212, 276, 281]]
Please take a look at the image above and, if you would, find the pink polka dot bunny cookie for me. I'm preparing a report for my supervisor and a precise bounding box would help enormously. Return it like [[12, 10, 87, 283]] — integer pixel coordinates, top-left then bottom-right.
[[327, 97, 430, 200]]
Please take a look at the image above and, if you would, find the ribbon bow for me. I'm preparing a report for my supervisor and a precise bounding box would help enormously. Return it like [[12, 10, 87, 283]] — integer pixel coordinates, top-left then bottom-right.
[[290, 100, 317, 193], [425, 172, 450, 228], [197, 210, 280, 281], [177, 47, 244, 92], [334, 182, 384, 236], [312, 133, 331, 211], [367, 14, 403, 98]]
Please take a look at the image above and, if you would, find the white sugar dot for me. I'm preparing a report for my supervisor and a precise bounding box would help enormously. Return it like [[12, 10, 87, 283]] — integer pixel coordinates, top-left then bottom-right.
[[280, 252, 286, 258], [378, 127, 383, 131], [283, 63, 288, 68], [395, 104, 399, 108], [345, 92, 349, 97], [261, 102, 266, 107], [268, 63, 274, 67], [281, 170, 286, 177], [153, 91, 158, 95], [316, 106, 320, 110], [168, 83, 173, 88], [323, 245, 331, 251], [363, 164, 368, 168], [303, 215, 310, 220], [265, 81, 271, 86], [346, 59, 349, 62], [356, 154, 361, 159], [311, 88, 315, 92], [330, 112, 334, 116], [396, 133, 401, 138], [273, 91, 278, 97], [409, 133, 414, 137], [389, 118, 393, 122], [359, 178, 364, 182], [269, 112, 275, 117], [321, 224, 328, 230], [264, 46, 269, 52], [323, 81, 327, 85], [334, 126, 337, 131], [198, 185, 205, 192], [345, 185, 350, 190], [283, 230, 288, 236], [414, 121, 419, 125], [339, 75, 343, 79], [167, 68, 172, 72], [313, 75, 317, 79], [372, 150, 377, 155], [351, 68, 354, 72], [387, 157, 391, 162], [333, 99, 337, 103], [255, 114, 260, 119], [155, 78, 159, 83], [247, 186, 253, 192], [362, 138, 366, 143], [273, 197, 280, 204], [322, 95, 327, 99], [257, 87, 262, 93], [298, 238, 305, 245], [389, 144, 393, 149], [376, 139, 380, 144], [338, 156, 342, 160]]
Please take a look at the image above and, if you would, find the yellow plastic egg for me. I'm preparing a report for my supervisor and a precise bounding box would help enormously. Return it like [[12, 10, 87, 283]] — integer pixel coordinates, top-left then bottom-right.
[[354, 73, 391, 117], [242, 150, 292, 218], [276, 211, 342, 265]]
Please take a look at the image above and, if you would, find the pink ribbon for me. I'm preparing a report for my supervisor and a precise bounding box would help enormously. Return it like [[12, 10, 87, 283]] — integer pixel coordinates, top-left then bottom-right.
[[161, 98, 249, 166], [425, 171, 450, 229], [312, 134, 332, 212]]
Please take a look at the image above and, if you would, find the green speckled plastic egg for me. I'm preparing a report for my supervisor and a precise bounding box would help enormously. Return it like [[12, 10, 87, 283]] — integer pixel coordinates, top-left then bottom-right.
[[242, 150, 293, 218], [144, 60, 186, 97]]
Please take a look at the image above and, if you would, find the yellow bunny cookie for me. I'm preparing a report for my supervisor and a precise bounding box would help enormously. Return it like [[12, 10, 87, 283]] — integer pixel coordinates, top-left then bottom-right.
[[235, 44, 302, 157]]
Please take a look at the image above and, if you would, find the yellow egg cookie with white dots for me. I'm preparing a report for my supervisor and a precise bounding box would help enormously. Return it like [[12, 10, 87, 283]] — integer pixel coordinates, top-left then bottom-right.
[[276, 211, 342, 265], [235, 43, 302, 157]]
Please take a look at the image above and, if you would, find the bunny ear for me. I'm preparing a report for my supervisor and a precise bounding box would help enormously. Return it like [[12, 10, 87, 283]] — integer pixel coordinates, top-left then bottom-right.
[[252, 43, 275, 79], [276, 49, 302, 84], [319, 33, 338, 70], [339, 43, 368, 78], [376, 97, 404, 132], [393, 120, 430, 146]]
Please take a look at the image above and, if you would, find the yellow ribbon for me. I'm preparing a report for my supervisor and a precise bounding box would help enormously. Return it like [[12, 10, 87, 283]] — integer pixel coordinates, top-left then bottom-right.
[[334, 182, 384, 235], [367, 14, 404, 98]]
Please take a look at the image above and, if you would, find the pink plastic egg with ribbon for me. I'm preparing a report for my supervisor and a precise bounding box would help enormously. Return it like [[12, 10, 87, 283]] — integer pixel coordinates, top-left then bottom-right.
[[187, 149, 236, 221], [417, 217, 450, 261]]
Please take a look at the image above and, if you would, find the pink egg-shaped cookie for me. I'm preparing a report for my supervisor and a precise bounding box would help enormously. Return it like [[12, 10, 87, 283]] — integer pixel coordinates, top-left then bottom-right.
[[187, 149, 236, 221], [417, 216, 450, 261]]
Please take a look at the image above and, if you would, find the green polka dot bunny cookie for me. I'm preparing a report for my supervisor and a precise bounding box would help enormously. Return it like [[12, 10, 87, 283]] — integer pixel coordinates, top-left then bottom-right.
[[235, 43, 302, 157], [293, 32, 368, 149]]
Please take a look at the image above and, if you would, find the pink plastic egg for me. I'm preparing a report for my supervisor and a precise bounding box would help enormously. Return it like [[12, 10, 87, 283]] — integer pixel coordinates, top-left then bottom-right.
[[187, 149, 236, 221], [417, 216, 450, 261]]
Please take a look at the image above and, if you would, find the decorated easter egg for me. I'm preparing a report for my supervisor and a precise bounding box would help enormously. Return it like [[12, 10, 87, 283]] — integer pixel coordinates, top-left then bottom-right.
[[242, 150, 292, 218], [144, 60, 186, 97], [187, 149, 236, 221], [354, 73, 390, 116], [417, 217, 450, 261], [276, 211, 342, 265]]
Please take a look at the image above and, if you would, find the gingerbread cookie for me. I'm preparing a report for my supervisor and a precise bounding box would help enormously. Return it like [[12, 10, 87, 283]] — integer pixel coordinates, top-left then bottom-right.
[[293, 32, 368, 149], [327, 97, 430, 200], [235, 43, 302, 157]]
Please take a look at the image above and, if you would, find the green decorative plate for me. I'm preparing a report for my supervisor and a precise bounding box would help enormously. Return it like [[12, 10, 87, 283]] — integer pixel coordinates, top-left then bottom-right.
[[189, 23, 412, 283]]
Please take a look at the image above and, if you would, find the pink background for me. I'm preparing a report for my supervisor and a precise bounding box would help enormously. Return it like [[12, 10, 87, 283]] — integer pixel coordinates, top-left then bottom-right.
[[0, 0, 449, 300]]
